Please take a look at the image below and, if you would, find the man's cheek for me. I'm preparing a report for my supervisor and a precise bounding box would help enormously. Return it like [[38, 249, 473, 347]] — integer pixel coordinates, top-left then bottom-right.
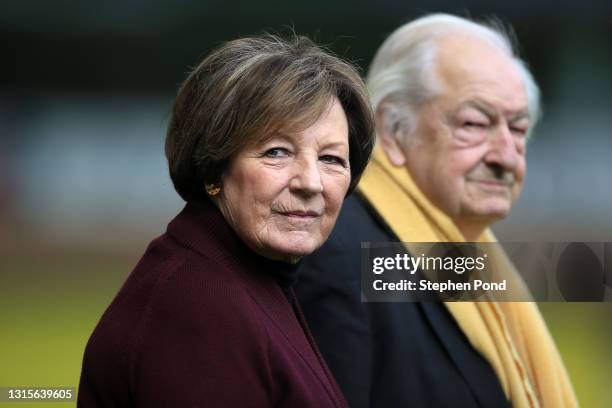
[[512, 177, 525, 201], [451, 149, 485, 175], [515, 160, 527, 183]]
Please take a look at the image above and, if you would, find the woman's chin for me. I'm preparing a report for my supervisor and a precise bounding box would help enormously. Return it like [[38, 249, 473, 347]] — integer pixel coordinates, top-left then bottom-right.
[[264, 235, 323, 261]]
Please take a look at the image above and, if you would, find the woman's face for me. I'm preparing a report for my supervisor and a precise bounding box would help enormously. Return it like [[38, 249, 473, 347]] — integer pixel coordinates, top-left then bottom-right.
[[217, 97, 351, 263]]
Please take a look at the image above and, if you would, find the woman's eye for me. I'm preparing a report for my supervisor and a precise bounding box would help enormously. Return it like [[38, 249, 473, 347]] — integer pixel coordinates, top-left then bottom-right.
[[320, 155, 346, 167], [263, 148, 289, 158]]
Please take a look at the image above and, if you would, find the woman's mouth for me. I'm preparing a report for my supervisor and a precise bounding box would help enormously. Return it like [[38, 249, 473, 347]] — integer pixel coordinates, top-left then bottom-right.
[[280, 210, 321, 218]]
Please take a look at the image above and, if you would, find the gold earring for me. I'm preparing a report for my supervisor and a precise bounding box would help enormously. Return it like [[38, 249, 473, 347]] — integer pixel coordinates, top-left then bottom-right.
[[205, 183, 221, 196]]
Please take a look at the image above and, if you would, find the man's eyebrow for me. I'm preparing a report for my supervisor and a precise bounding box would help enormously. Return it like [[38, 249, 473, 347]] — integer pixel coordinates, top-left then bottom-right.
[[508, 110, 530, 122], [458, 99, 530, 121], [457, 100, 496, 116]]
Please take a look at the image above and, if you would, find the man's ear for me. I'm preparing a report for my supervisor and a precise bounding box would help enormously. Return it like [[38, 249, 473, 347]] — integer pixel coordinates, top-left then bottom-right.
[[376, 103, 407, 167]]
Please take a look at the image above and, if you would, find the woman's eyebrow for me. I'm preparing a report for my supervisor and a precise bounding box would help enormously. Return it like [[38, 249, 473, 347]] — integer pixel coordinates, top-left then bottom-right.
[[320, 141, 349, 150], [260, 133, 294, 145]]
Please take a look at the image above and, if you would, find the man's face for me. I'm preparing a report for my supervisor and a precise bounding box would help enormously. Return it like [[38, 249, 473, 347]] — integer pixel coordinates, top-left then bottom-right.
[[403, 35, 530, 233]]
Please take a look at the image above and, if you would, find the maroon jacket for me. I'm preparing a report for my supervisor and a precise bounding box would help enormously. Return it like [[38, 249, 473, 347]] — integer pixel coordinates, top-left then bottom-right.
[[78, 200, 347, 408]]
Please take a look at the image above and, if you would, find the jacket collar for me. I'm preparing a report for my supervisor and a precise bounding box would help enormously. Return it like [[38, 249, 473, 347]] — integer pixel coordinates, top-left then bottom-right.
[[165, 199, 342, 405]]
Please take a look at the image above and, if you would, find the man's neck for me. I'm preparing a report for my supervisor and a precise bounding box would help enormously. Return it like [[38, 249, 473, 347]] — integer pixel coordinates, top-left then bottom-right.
[[455, 219, 489, 241]]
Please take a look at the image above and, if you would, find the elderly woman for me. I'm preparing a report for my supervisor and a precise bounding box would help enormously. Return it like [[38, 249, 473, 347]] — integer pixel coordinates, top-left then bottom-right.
[[77, 35, 374, 407]]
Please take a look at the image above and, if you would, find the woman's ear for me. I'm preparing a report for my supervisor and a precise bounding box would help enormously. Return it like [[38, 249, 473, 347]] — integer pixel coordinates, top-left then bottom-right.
[[376, 103, 407, 167]]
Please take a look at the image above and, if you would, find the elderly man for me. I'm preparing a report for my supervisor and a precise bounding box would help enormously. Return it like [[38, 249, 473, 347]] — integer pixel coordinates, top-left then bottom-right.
[[296, 14, 577, 408]]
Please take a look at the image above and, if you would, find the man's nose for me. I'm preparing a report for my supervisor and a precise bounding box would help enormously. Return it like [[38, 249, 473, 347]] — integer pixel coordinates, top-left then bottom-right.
[[484, 123, 519, 171], [289, 156, 323, 195]]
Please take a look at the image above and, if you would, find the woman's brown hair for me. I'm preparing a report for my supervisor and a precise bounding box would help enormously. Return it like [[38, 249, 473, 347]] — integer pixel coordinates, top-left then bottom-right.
[[166, 34, 375, 202]]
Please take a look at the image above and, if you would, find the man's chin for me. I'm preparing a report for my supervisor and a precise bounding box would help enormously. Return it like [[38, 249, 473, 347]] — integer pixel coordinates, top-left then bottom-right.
[[464, 199, 513, 222]]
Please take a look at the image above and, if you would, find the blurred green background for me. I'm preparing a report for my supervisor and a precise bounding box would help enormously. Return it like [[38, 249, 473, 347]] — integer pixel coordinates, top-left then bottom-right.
[[2, 255, 611, 407], [1, 0, 611, 407]]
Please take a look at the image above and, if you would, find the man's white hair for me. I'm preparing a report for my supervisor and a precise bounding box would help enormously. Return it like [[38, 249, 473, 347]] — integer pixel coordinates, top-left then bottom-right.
[[367, 13, 541, 141]]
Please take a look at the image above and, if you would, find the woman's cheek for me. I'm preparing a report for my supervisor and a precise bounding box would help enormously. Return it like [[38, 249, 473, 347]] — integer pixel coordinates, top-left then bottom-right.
[[324, 171, 350, 207]]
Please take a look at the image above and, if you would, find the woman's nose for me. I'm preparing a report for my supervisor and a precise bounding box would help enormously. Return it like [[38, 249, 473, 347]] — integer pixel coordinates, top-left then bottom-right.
[[289, 156, 323, 195]]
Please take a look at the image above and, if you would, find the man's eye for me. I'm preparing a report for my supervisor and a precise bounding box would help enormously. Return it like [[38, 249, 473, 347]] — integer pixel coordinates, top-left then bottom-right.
[[320, 155, 347, 167], [464, 121, 488, 128], [263, 148, 289, 158], [511, 127, 527, 137]]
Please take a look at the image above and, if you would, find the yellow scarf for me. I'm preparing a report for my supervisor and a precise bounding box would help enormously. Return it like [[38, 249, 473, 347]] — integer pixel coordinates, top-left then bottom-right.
[[358, 147, 578, 408]]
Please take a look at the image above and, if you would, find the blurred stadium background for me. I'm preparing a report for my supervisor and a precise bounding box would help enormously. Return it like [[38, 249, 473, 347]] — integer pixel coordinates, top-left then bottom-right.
[[1, 1, 611, 407]]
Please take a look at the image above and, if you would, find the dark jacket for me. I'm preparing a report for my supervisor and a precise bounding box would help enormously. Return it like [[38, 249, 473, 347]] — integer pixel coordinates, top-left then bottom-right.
[[295, 194, 509, 408], [78, 200, 347, 408]]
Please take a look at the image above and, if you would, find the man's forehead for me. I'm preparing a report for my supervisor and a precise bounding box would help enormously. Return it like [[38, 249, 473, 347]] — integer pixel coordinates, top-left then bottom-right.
[[435, 33, 528, 112]]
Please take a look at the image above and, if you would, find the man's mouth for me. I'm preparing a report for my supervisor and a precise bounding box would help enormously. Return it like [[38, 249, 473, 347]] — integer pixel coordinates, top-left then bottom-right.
[[467, 178, 513, 189]]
